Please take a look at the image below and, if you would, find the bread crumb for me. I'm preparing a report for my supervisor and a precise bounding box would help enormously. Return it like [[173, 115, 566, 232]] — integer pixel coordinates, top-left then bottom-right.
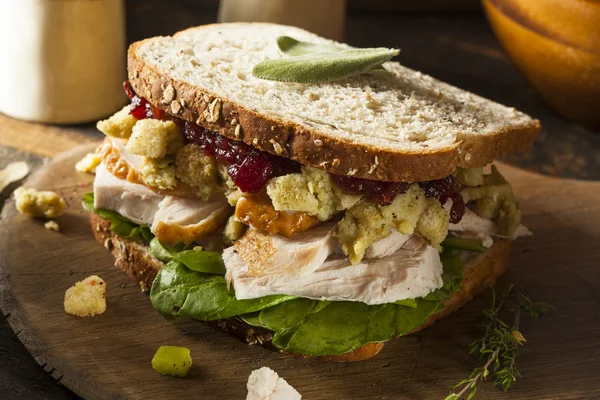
[[75, 153, 102, 174], [454, 167, 484, 187], [335, 184, 448, 264], [96, 105, 137, 139], [44, 220, 60, 232], [126, 119, 184, 158], [141, 158, 177, 190], [175, 144, 221, 201], [64, 275, 106, 317], [14, 187, 65, 218], [267, 166, 360, 221]]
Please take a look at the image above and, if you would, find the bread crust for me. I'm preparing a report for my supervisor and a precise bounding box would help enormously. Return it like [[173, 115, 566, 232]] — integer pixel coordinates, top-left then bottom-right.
[[127, 23, 540, 183], [90, 213, 512, 362]]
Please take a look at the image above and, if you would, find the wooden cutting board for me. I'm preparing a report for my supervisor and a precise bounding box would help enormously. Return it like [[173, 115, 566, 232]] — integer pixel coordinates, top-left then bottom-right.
[[0, 143, 599, 400]]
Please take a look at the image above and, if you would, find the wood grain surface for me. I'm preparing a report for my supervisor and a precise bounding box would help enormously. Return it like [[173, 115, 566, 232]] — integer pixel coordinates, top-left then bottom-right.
[[0, 143, 598, 400], [1, 4, 599, 398]]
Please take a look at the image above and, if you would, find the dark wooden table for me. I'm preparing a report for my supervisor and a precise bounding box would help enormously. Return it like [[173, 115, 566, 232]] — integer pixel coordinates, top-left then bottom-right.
[[1, 3, 599, 399]]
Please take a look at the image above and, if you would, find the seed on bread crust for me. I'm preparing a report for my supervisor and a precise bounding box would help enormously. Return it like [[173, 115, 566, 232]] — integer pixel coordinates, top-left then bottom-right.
[[203, 98, 222, 123], [162, 84, 176, 104]]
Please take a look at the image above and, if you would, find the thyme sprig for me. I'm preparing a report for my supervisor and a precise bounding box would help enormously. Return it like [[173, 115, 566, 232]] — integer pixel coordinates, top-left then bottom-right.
[[445, 285, 553, 400]]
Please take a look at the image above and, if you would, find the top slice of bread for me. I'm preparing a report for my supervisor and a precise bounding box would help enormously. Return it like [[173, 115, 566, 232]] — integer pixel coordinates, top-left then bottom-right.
[[128, 23, 540, 182]]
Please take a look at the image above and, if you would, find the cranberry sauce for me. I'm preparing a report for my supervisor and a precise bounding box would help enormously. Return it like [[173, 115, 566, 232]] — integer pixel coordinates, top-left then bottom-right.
[[331, 174, 411, 206], [184, 123, 300, 193], [124, 81, 168, 121], [122, 81, 465, 221], [332, 174, 465, 223], [419, 176, 465, 223]]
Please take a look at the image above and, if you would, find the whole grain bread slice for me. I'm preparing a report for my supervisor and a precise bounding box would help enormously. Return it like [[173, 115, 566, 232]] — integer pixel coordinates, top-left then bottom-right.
[[127, 22, 540, 182], [90, 213, 512, 362]]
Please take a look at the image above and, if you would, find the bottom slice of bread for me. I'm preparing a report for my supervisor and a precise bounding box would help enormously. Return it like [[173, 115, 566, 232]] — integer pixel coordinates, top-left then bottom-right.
[[90, 213, 512, 362]]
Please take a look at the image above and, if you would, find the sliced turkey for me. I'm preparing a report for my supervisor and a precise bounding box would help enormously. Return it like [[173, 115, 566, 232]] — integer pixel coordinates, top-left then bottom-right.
[[224, 234, 443, 305], [231, 223, 337, 278], [94, 163, 230, 244], [94, 163, 162, 226]]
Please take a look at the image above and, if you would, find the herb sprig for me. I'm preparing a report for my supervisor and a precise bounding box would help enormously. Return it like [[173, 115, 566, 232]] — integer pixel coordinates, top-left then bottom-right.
[[252, 36, 399, 83], [445, 285, 553, 400]]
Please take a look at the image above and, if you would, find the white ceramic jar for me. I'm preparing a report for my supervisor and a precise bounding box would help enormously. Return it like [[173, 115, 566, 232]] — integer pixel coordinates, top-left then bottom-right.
[[0, 0, 127, 124]]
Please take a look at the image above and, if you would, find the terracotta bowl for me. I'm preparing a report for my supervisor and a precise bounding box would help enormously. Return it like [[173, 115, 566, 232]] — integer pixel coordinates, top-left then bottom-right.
[[483, 0, 600, 131]]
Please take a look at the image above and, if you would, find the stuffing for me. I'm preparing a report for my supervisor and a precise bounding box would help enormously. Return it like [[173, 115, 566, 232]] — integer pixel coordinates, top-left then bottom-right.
[[175, 144, 221, 200], [227, 188, 244, 206], [454, 167, 484, 187], [96, 105, 137, 139], [75, 153, 102, 174], [415, 198, 449, 248], [266, 166, 361, 221], [64, 275, 107, 317], [14, 187, 65, 218], [335, 184, 448, 264], [141, 157, 178, 190], [44, 220, 60, 232], [497, 199, 521, 236], [461, 165, 521, 235], [125, 119, 184, 158], [224, 215, 246, 244]]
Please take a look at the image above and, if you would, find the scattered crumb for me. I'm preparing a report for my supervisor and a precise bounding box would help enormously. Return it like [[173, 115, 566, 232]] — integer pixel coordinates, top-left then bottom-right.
[[246, 367, 301, 400], [96, 105, 137, 138], [0, 161, 29, 193], [14, 187, 65, 218], [140, 157, 177, 190], [75, 153, 102, 174], [126, 119, 184, 158], [44, 220, 60, 232], [64, 275, 107, 317]]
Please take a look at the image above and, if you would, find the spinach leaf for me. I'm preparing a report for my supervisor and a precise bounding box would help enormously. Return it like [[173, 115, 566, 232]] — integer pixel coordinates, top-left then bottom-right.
[[149, 238, 225, 275], [82, 193, 153, 241], [150, 261, 295, 321]]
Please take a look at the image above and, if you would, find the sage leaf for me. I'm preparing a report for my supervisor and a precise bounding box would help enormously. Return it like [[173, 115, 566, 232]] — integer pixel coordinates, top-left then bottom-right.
[[276, 35, 346, 56], [253, 47, 400, 83]]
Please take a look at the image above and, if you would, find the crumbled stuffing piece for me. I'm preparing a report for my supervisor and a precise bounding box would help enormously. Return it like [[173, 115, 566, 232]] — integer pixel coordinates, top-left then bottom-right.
[[75, 153, 102, 174], [266, 166, 361, 221], [461, 165, 520, 235], [126, 119, 184, 159], [227, 188, 243, 206], [175, 144, 221, 200], [415, 198, 449, 247], [224, 215, 246, 244], [44, 220, 60, 232], [14, 187, 65, 218], [96, 105, 137, 139], [141, 157, 177, 190], [335, 184, 448, 264], [454, 167, 484, 187], [64, 275, 106, 317]]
